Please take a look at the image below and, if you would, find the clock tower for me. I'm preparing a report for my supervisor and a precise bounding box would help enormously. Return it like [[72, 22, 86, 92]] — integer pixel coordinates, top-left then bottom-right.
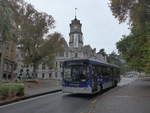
[[69, 17, 83, 48]]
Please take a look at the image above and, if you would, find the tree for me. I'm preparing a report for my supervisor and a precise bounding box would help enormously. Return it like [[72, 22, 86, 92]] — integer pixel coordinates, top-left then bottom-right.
[[14, 2, 58, 78], [98, 49, 107, 57], [109, 0, 150, 73], [116, 31, 148, 72], [22, 32, 65, 78], [109, 0, 150, 31], [0, 0, 65, 80], [108, 51, 119, 64], [107, 51, 127, 73]]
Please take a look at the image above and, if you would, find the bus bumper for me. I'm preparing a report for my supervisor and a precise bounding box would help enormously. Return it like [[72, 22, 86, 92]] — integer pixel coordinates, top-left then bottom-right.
[[62, 87, 92, 94]]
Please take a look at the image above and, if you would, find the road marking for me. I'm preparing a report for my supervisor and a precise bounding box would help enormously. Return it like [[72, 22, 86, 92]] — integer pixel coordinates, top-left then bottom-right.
[[0, 92, 61, 109]]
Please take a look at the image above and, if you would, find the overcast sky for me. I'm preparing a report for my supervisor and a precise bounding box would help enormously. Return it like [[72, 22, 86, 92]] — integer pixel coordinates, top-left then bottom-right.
[[25, 0, 130, 54]]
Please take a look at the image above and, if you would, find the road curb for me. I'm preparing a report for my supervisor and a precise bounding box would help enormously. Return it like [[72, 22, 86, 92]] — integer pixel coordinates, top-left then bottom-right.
[[0, 89, 62, 106]]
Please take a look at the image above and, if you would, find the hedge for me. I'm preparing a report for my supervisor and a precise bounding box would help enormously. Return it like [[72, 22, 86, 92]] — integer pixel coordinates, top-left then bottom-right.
[[0, 83, 25, 99]]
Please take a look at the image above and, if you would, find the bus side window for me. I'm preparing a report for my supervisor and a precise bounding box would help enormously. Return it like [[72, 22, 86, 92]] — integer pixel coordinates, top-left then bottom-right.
[[113, 68, 115, 75], [87, 66, 90, 73], [98, 66, 102, 77], [95, 66, 103, 76], [89, 65, 93, 74], [107, 67, 112, 76], [95, 66, 98, 75], [101, 66, 106, 76], [101, 67, 111, 76], [93, 66, 98, 76], [114, 69, 117, 76]]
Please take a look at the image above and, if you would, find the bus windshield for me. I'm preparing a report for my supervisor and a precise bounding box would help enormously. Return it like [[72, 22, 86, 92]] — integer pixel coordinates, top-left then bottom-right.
[[63, 63, 88, 84]]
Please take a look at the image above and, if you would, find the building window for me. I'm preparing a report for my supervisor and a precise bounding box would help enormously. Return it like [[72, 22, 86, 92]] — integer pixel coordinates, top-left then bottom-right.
[[56, 62, 57, 68], [8, 64, 12, 72], [49, 73, 51, 78], [42, 64, 45, 70], [55, 72, 57, 78], [75, 53, 78, 58], [59, 52, 64, 57], [20, 69, 23, 73], [3, 74, 7, 80], [66, 52, 68, 57], [10, 64, 13, 72], [26, 65, 29, 68], [60, 62, 62, 68], [8, 74, 11, 79], [4, 63, 7, 71], [21, 65, 24, 68], [42, 73, 45, 78]]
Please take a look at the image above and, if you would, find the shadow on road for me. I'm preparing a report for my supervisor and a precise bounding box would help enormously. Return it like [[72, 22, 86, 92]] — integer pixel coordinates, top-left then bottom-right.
[[62, 87, 114, 100]]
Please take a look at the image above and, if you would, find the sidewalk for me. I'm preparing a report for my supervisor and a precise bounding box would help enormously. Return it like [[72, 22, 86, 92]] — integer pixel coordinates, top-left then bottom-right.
[[0, 79, 62, 106], [25, 79, 62, 95]]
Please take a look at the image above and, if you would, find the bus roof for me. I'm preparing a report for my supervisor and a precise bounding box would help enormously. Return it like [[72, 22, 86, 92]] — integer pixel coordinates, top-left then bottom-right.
[[63, 59, 119, 68]]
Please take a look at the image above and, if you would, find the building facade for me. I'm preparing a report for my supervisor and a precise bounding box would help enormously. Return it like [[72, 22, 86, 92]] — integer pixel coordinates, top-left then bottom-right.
[[0, 41, 16, 80], [55, 17, 107, 80], [14, 48, 56, 80]]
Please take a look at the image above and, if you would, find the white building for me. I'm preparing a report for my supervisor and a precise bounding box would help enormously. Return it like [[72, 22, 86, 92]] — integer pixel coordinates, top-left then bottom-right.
[[15, 48, 56, 80], [54, 17, 107, 80], [15, 16, 107, 80]]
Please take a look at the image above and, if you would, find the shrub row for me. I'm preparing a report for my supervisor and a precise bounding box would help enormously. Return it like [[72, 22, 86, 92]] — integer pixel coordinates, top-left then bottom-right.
[[0, 83, 25, 99]]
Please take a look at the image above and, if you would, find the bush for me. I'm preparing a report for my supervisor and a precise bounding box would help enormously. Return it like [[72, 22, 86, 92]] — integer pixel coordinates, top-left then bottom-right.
[[0, 83, 25, 99]]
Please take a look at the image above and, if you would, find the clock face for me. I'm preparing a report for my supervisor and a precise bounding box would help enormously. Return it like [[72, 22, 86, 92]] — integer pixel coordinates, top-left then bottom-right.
[[73, 26, 78, 29]]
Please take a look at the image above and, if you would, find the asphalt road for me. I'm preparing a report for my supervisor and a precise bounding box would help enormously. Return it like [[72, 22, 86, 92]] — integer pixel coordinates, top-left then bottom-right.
[[1, 79, 150, 113]]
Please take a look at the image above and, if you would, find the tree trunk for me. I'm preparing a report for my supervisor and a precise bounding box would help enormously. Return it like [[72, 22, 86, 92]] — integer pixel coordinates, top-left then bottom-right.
[[0, 42, 5, 81]]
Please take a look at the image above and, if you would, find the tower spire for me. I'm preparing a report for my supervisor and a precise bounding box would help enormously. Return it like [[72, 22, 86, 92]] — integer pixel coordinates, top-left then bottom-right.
[[75, 8, 77, 19]]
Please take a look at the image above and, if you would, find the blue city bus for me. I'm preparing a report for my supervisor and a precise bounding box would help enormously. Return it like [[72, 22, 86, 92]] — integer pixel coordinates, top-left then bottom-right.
[[62, 59, 120, 94]]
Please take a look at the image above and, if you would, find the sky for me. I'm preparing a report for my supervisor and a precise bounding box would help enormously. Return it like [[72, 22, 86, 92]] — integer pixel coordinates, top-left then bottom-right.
[[25, 0, 130, 54]]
